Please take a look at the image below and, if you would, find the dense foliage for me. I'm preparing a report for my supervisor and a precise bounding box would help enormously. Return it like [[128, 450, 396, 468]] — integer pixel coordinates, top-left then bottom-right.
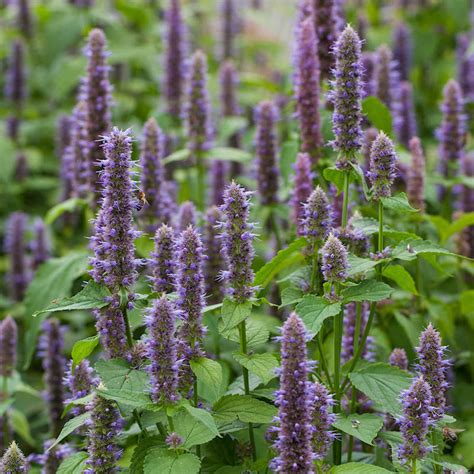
[[0, 0, 473, 473]]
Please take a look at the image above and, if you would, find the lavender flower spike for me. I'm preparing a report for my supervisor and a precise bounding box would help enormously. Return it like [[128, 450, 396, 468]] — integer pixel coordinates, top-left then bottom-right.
[[211, 160, 229, 206], [150, 224, 176, 294], [368, 131, 398, 200], [17, 0, 33, 38], [389, 348, 409, 371], [312, 382, 336, 460], [456, 33, 474, 102], [255, 100, 280, 205], [330, 25, 363, 167], [392, 22, 412, 82], [320, 233, 349, 283], [398, 376, 434, 466], [294, 16, 322, 165], [177, 201, 197, 232], [185, 50, 214, 159], [272, 312, 314, 473], [204, 206, 225, 303], [416, 324, 450, 421], [407, 137, 426, 212], [39, 319, 66, 437], [394, 81, 417, 148], [375, 44, 400, 110], [4, 40, 27, 107], [302, 186, 333, 244], [64, 359, 98, 416], [140, 117, 166, 228], [146, 296, 180, 405], [0, 316, 17, 377], [163, 0, 187, 118], [0, 441, 28, 473], [220, 60, 240, 118], [85, 393, 123, 474], [89, 128, 139, 290], [32, 440, 73, 474], [292, 153, 313, 235], [219, 182, 255, 302], [31, 218, 51, 270], [221, 0, 239, 60]]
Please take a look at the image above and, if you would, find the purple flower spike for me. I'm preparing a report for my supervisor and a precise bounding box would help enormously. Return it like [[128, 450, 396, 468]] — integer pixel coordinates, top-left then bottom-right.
[[0, 316, 17, 377], [163, 0, 187, 118], [361, 52, 376, 98], [140, 117, 166, 228], [39, 319, 66, 437], [320, 233, 349, 283], [294, 16, 322, 165], [220, 0, 240, 60], [398, 376, 434, 465], [185, 50, 214, 159], [17, 0, 33, 37], [292, 153, 313, 235], [81, 28, 113, 197], [5, 40, 27, 107], [89, 128, 139, 290], [375, 44, 400, 110], [407, 137, 425, 212], [166, 432, 184, 449], [0, 442, 28, 473], [255, 101, 280, 205], [146, 296, 180, 405], [204, 206, 225, 303], [151, 224, 176, 294], [362, 127, 378, 170], [4, 212, 30, 302], [85, 394, 123, 473], [31, 218, 51, 270], [389, 348, 409, 371], [368, 131, 398, 200], [211, 160, 229, 206], [394, 81, 417, 148], [177, 201, 197, 232], [416, 324, 450, 421], [392, 22, 412, 82], [330, 25, 363, 166], [437, 79, 466, 183], [220, 60, 240, 118], [32, 440, 73, 474], [64, 359, 98, 416], [456, 33, 474, 102], [302, 186, 333, 244], [219, 182, 255, 302], [312, 382, 336, 460], [272, 312, 314, 473], [176, 226, 206, 385]]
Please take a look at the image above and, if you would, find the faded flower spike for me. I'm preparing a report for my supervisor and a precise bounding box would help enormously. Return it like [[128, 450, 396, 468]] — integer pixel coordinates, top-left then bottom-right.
[[0, 441, 28, 473], [407, 137, 426, 212], [302, 186, 333, 244], [150, 224, 176, 294], [211, 160, 229, 207], [398, 376, 434, 465], [0, 316, 18, 377], [31, 218, 50, 270], [294, 16, 322, 165], [255, 100, 280, 205], [416, 324, 450, 421], [375, 44, 400, 110], [389, 348, 409, 371], [177, 201, 197, 232], [330, 25, 364, 166], [5, 40, 27, 107], [64, 359, 98, 416], [146, 296, 180, 405], [312, 382, 336, 460], [392, 22, 412, 82], [204, 206, 225, 303], [320, 233, 349, 283], [368, 131, 398, 200], [219, 182, 256, 302], [292, 153, 313, 235], [394, 81, 417, 148], [272, 312, 314, 473], [220, 0, 240, 60]]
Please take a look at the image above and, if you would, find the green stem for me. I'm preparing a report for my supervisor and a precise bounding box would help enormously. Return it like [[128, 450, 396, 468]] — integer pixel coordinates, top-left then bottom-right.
[[316, 334, 333, 390], [431, 432, 441, 474], [156, 422, 166, 436], [193, 380, 201, 458], [134, 409, 147, 437], [167, 415, 175, 432], [378, 200, 384, 254], [270, 210, 283, 250], [341, 171, 350, 228], [310, 248, 319, 293], [333, 288, 344, 465], [123, 309, 134, 348], [412, 459, 417, 474], [239, 321, 257, 461]]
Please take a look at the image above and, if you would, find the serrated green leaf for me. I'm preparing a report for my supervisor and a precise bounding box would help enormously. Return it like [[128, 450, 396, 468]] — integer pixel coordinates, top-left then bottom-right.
[[45, 198, 89, 225], [97, 387, 150, 408], [362, 96, 393, 133], [57, 452, 88, 474], [219, 299, 253, 335], [190, 358, 223, 403], [381, 192, 418, 213], [351, 216, 420, 241], [342, 280, 393, 303], [48, 412, 91, 451], [279, 286, 303, 307], [333, 413, 384, 445], [233, 352, 279, 384], [295, 295, 341, 338], [392, 239, 465, 261], [183, 404, 220, 438], [254, 237, 307, 289], [226, 319, 270, 348], [323, 166, 347, 193], [382, 264, 418, 295], [349, 363, 412, 416], [173, 409, 218, 448], [71, 334, 100, 370], [347, 254, 380, 276], [130, 436, 166, 474], [213, 395, 277, 424], [144, 450, 201, 474]]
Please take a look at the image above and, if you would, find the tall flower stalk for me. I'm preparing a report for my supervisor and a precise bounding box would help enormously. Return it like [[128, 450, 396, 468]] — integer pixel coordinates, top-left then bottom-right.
[[292, 153, 313, 236], [150, 224, 176, 295], [204, 206, 225, 303]]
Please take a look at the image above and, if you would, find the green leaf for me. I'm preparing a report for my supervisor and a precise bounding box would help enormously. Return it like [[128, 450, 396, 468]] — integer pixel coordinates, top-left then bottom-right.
[[206, 147, 252, 163], [130, 436, 166, 474], [162, 149, 190, 165], [24, 252, 89, 368], [10, 409, 35, 445], [460, 290, 474, 329], [392, 239, 465, 261], [347, 254, 380, 276], [253, 237, 307, 289], [144, 450, 201, 474], [218, 117, 247, 142], [362, 96, 393, 133], [97, 387, 150, 408], [33, 280, 111, 316], [295, 295, 341, 338], [342, 280, 393, 303], [279, 286, 303, 307], [71, 335, 100, 370], [333, 462, 393, 473], [190, 358, 223, 403], [183, 404, 220, 438], [350, 162, 371, 200], [213, 395, 277, 424], [351, 216, 419, 241], [382, 265, 418, 295], [349, 363, 412, 416], [45, 198, 89, 225], [440, 211, 474, 244], [332, 413, 384, 445], [173, 409, 218, 448], [232, 353, 279, 384], [381, 192, 418, 213], [57, 452, 88, 474], [323, 166, 346, 193], [226, 319, 270, 348], [219, 299, 253, 335], [96, 359, 150, 391], [48, 412, 91, 450]]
